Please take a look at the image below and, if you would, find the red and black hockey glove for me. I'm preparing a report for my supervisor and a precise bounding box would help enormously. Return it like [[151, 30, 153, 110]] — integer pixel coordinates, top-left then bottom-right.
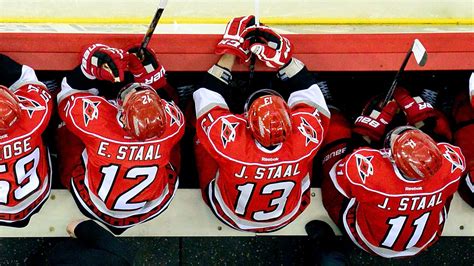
[[80, 43, 128, 82], [353, 100, 399, 142], [242, 25, 293, 69], [215, 15, 256, 63], [393, 87, 437, 125], [128, 45, 167, 90]]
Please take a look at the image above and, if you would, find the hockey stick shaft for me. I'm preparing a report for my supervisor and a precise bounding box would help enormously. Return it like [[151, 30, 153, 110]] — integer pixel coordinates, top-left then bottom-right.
[[248, 0, 260, 89], [139, 0, 168, 57], [381, 45, 413, 107], [381, 39, 427, 107]]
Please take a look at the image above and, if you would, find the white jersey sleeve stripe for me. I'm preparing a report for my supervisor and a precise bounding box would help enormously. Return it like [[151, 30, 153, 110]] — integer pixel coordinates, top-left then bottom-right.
[[288, 84, 330, 118], [469, 72, 474, 98], [329, 160, 350, 198], [9, 65, 39, 91], [193, 88, 229, 118], [57, 77, 99, 104]]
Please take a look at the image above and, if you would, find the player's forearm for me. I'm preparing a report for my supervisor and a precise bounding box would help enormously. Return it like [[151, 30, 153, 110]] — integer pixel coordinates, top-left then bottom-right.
[[0, 54, 38, 87], [200, 56, 234, 97], [283, 58, 330, 119], [278, 58, 316, 93], [0, 54, 22, 86], [217, 54, 236, 71]]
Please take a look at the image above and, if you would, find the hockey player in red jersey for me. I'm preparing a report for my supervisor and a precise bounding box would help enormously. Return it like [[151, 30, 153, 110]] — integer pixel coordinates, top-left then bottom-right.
[[193, 17, 330, 232], [56, 44, 184, 234], [0, 54, 53, 227], [313, 86, 465, 258], [451, 72, 474, 207]]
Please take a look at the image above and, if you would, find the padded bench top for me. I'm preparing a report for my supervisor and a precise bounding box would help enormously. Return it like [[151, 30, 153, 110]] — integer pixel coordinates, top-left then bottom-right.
[[0, 189, 472, 237]]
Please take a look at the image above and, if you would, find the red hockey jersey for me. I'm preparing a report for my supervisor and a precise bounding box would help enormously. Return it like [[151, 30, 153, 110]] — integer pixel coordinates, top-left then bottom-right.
[[58, 92, 184, 228], [329, 143, 465, 258], [194, 85, 330, 232], [0, 80, 52, 224]]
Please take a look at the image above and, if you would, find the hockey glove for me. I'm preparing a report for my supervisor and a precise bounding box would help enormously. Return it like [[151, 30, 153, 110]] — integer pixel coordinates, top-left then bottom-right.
[[128, 45, 167, 90], [393, 87, 436, 125], [81, 43, 128, 82], [243, 25, 293, 68], [353, 100, 398, 142], [215, 15, 256, 63]]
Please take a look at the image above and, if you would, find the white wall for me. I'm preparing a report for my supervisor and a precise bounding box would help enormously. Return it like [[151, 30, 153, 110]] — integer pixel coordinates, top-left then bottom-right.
[[0, 0, 473, 24]]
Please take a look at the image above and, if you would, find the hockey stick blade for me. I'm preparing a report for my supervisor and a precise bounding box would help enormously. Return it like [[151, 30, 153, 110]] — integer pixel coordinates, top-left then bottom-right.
[[158, 0, 168, 9], [139, 0, 168, 56], [412, 39, 427, 66]]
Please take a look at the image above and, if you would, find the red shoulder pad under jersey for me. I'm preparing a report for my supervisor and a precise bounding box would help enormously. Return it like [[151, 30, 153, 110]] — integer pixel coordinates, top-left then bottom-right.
[[13, 82, 53, 136]]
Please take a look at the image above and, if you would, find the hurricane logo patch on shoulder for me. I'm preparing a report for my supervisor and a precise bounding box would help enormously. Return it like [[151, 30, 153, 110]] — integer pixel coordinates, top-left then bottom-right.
[[443, 145, 464, 173], [355, 154, 374, 183], [165, 102, 182, 127], [220, 118, 238, 148], [17, 95, 46, 118], [83, 99, 100, 127], [297, 117, 319, 146]]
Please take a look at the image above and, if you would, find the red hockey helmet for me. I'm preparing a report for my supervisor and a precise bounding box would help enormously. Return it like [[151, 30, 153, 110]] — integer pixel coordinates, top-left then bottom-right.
[[244, 89, 292, 147], [0, 85, 21, 133], [385, 126, 442, 180], [117, 83, 167, 141]]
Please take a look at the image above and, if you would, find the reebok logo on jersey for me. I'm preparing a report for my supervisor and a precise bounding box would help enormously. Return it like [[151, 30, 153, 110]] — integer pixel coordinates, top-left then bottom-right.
[[83, 99, 101, 127], [355, 154, 374, 183], [297, 117, 318, 146], [261, 157, 279, 162], [220, 118, 238, 148], [17, 95, 46, 118], [405, 186, 423, 191], [443, 146, 464, 173]]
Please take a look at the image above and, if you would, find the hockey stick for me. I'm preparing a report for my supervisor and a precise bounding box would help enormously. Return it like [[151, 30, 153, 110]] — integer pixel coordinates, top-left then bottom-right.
[[248, 0, 260, 90], [139, 0, 169, 58], [381, 39, 428, 107]]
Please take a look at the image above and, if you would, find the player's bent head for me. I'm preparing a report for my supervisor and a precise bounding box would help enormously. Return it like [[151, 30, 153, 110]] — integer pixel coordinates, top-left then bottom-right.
[[244, 89, 292, 147], [385, 126, 442, 181], [117, 83, 167, 141], [0, 85, 21, 133]]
